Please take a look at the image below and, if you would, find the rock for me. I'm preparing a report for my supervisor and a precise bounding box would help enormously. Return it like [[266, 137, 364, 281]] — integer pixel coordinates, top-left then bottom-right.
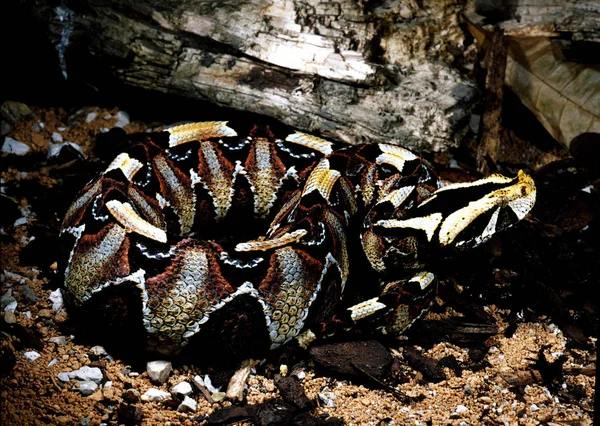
[[114, 111, 130, 128], [49, 289, 64, 311], [23, 351, 41, 362], [68, 366, 103, 383], [146, 360, 172, 384], [274, 374, 312, 410], [78, 417, 91, 426], [211, 392, 226, 402], [4, 312, 16, 324], [123, 389, 141, 403], [73, 381, 99, 396], [171, 381, 193, 398], [1, 290, 17, 312], [48, 336, 67, 346], [90, 345, 108, 356], [177, 396, 197, 413], [85, 112, 98, 123], [141, 388, 171, 402], [19, 285, 39, 304], [1, 121, 10, 136], [104, 381, 113, 388], [47, 142, 85, 160], [0, 101, 34, 122], [226, 359, 257, 400], [309, 340, 393, 380], [51, 132, 63, 142], [117, 402, 144, 423], [57, 372, 71, 382], [318, 391, 336, 407], [1, 137, 30, 155], [48, 358, 58, 367]]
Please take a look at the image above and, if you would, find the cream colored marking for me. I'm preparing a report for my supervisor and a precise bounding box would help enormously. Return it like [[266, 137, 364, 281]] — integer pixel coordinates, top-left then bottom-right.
[[167, 121, 237, 147], [376, 213, 443, 242], [375, 144, 418, 172], [377, 185, 415, 207], [438, 170, 536, 246], [200, 143, 234, 220], [153, 155, 196, 234], [302, 159, 341, 200], [235, 229, 307, 252], [285, 132, 334, 155], [62, 179, 103, 228], [348, 297, 387, 321], [105, 153, 143, 181], [250, 139, 281, 217], [409, 271, 436, 290], [106, 200, 167, 243], [419, 173, 514, 207]]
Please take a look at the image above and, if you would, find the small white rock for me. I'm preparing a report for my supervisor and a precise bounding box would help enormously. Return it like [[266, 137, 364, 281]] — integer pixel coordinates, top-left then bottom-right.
[[68, 366, 103, 383], [202, 374, 220, 393], [49, 289, 64, 311], [90, 345, 107, 356], [141, 388, 171, 402], [85, 112, 98, 123], [51, 132, 63, 142], [295, 371, 306, 380], [171, 381, 193, 397], [73, 380, 98, 396], [456, 405, 468, 414], [318, 391, 336, 407], [48, 336, 67, 346], [13, 217, 27, 227], [177, 395, 197, 413], [2, 137, 30, 155], [103, 381, 113, 389], [146, 360, 172, 384], [24, 351, 41, 362], [57, 372, 71, 382], [529, 404, 539, 412], [114, 111, 130, 128], [48, 358, 58, 367]]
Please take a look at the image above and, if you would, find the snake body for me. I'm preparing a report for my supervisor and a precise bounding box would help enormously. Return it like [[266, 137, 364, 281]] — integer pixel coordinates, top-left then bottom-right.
[[60, 122, 536, 355]]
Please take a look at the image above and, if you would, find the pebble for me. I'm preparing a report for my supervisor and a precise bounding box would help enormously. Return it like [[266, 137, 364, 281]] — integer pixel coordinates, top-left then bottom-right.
[[57, 372, 71, 382], [295, 371, 306, 380], [211, 392, 226, 402], [51, 132, 64, 142], [1, 121, 10, 135], [49, 336, 67, 346], [68, 366, 103, 383], [360, 397, 371, 406], [49, 288, 64, 311], [146, 360, 173, 384], [114, 111, 130, 128], [85, 112, 98, 123], [24, 351, 41, 363], [90, 345, 108, 357], [104, 381, 113, 389], [141, 388, 171, 402], [530, 404, 539, 412], [47, 141, 85, 159], [19, 284, 40, 304], [48, 358, 58, 367], [73, 381, 98, 396], [318, 391, 336, 407], [171, 381, 193, 397], [0, 101, 34, 122], [79, 417, 91, 426], [177, 396, 197, 413], [1, 290, 17, 312], [3, 312, 16, 324], [455, 405, 468, 414], [1, 137, 30, 155]]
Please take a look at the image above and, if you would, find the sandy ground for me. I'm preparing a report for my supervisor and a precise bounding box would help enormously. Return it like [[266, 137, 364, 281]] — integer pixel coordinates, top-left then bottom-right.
[[0, 103, 595, 425]]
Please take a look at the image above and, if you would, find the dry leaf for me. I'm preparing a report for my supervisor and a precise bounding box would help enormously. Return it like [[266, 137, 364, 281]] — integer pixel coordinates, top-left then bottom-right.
[[467, 21, 600, 151]]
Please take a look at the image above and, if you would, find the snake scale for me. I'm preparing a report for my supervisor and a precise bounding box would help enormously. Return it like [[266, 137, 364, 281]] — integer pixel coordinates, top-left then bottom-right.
[[59, 122, 536, 357]]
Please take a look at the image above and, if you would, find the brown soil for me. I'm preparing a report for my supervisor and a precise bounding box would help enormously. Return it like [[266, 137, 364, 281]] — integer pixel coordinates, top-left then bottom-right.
[[0, 104, 595, 425]]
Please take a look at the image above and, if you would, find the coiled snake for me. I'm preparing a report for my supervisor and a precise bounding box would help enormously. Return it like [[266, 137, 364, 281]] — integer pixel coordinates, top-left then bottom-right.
[[60, 122, 536, 356]]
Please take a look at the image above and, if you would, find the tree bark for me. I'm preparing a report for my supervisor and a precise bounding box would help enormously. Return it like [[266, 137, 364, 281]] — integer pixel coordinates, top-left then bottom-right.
[[27, 0, 484, 152]]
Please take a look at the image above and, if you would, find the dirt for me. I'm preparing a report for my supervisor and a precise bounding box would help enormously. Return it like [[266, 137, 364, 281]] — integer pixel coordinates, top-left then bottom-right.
[[0, 103, 596, 425]]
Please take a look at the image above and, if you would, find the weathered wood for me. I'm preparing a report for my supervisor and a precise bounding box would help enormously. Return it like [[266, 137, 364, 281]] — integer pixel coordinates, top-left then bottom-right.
[[466, 0, 600, 42], [27, 0, 479, 152]]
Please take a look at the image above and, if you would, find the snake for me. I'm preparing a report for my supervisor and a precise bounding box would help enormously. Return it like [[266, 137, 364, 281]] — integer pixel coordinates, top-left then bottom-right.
[[59, 122, 536, 356]]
